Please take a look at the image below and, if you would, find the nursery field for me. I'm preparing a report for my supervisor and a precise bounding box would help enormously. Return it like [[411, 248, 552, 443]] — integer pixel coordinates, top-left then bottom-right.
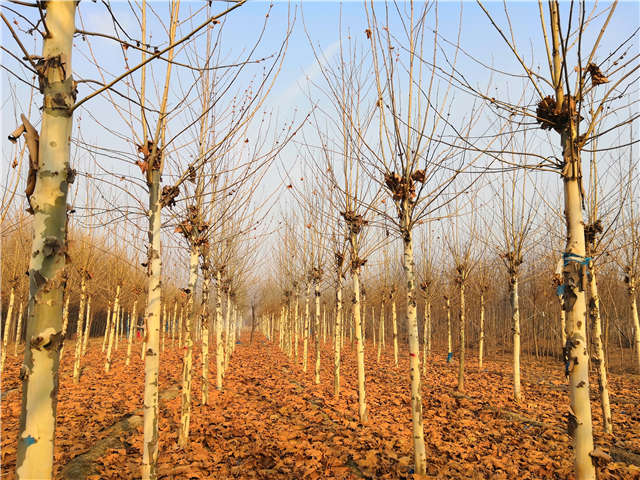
[[2, 335, 639, 480]]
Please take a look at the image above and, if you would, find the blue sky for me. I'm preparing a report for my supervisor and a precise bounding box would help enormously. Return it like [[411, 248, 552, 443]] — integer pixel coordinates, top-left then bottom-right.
[[2, 1, 638, 287]]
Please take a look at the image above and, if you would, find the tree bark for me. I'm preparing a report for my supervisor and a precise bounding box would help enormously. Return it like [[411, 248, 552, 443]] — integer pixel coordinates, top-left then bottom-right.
[[401, 224, 426, 476], [215, 271, 224, 390], [178, 246, 199, 447], [479, 291, 485, 370], [457, 279, 466, 392], [391, 296, 398, 367], [510, 275, 522, 402], [303, 284, 310, 373], [73, 276, 87, 382], [141, 168, 162, 480], [561, 139, 595, 479], [630, 280, 640, 373], [423, 296, 431, 375], [201, 273, 210, 405], [14, 301, 24, 355], [314, 278, 321, 384], [1, 287, 15, 375], [351, 267, 368, 423], [125, 301, 137, 366], [587, 262, 612, 433], [105, 286, 120, 373], [334, 276, 343, 398], [82, 296, 92, 356], [377, 300, 385, 362], [446, 295, 452, 362], [16, 4, 76, 477]]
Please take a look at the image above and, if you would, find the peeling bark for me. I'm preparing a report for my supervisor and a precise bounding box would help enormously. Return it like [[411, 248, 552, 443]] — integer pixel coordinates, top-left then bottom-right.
[[16, 3, 77, 477]]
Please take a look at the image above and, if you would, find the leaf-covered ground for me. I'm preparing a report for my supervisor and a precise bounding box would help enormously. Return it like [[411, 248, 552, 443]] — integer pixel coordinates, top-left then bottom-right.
[[2, 334, 639, 479]]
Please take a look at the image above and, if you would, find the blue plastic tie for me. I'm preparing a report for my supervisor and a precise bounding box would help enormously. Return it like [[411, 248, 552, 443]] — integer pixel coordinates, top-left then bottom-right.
[[563, 252, 592, 266], [446, 352, 453, 363]]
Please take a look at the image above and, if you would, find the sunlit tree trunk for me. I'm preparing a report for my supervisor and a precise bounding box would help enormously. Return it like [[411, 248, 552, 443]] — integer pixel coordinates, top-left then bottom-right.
[[215, 271, 224, 390], [377, 300, 384, 362], [82, 296, 92, 356], [14, 301, 24, 355], [73, 276, 87, 382], [560, 137, 595, 479], [322, 305, 326, 344], [351, 265, 368, 423], [126, 301, 137, 366], [314, 275, 321, 384], [445, 295, 452, 362], [391, 293, 398, 367], [16, 3, 76, 477], [400, 218, 426, 476], [141, 166, 162, 479], [223, 289, 231, 373], [172, 301, 177, 347], [509, 275, 521, 402], [105, 285, 121, 373], [456, 275, 466, 393], [178, 306, 183, 349], [586, 261, 611, 433], [60, 293, 70, 355], [1, 286, 15, 375], [201, 271, 210, 405], [303, 284, 310, 372], [160, 304, 166, 352], [478, 290, 485, 370], [334, 276, 343, 398], [178, 246, 199, 447], [422, 294, 431, 376], [293, 288, 299, 361], [629, 279, 640, 372], [102, 304, 111, 353]]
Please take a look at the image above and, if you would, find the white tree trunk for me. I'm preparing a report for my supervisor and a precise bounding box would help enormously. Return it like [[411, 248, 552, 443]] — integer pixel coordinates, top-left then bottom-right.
[[479, 292, 485, 370], [102, 305, 111, 353], [510, 275, 521, 402], [561, 145, 595, 479], [587, 263, 612, 433], [377, 300, 384, 363], [215, 271, 223, 390], [125, 301, 137, 366], [82, 296, 92, 356], [457, 280, 466, 392], [401, 226, 426, 475], [391, 298, 398, 367], [422, 297, 430, 376], [178, 246, 199, 447], [223, 289, 231, 374], [16, 3, 76, 477], [352, 269, 368, 423], [1, 287, 15, 375], [314, 278, 321, 384], [630, 282, 640, 373], [73, 276, 87, 382], [141, 168, 162, 480], [201, 273, 210, 405], [14, 301, 24, 355], [334, 277, 343, 398], [303, 285, 310, 372], [105, 285, 120, 373]]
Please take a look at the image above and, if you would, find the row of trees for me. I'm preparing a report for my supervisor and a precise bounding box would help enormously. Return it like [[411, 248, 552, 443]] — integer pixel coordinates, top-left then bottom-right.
[[1, 1, 638, 480]]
